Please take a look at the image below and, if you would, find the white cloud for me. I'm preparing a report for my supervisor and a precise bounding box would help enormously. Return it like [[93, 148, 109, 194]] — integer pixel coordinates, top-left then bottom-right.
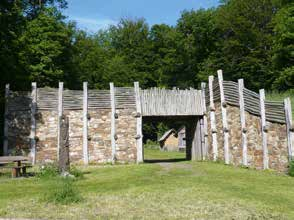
[[70, 16, 117, 32]]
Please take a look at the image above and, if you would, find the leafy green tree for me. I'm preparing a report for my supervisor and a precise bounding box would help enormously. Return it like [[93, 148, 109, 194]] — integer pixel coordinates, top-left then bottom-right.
[[272, 3, 294, 90], [205, 0, 278, 90], [177, 9, 218, 87], [18, 8, 75, 87]]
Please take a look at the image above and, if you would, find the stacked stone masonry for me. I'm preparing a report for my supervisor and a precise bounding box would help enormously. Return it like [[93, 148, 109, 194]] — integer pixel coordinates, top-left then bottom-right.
[[207, 103, 289, 172]]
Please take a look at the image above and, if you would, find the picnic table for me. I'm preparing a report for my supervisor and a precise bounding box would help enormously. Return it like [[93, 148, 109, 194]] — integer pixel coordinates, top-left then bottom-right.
[[0, 156, 31, 178]]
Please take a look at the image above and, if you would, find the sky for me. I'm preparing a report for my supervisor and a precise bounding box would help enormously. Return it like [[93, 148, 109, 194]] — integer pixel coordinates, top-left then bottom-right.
[[63, 0, 220, 33]]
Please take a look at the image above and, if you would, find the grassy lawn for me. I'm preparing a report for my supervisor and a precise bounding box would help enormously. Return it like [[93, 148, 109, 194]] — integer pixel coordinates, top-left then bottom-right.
[[0, 152, 294, 219], [144, 147, 186, 161]]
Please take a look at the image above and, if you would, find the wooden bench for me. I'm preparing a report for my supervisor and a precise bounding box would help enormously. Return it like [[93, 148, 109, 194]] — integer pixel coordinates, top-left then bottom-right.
[[0, 156, 31, 178]]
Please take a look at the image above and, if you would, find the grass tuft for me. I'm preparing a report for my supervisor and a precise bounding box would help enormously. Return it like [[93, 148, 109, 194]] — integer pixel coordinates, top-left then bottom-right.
[[45, 177, 82, 204]]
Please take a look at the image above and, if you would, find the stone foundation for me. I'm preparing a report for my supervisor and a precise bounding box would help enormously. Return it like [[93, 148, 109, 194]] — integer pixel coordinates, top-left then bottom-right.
[[207, 103, 289, 172]]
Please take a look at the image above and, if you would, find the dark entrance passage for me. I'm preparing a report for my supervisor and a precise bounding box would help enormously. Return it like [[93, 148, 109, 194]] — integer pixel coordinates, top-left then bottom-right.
[[142, 116, 202, 163]]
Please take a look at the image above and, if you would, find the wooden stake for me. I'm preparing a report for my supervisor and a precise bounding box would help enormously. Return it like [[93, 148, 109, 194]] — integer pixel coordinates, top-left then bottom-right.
[[259, 89, 268, 169], [3, 84, 9, 155], [134, 82, 143, 163], [201, 82, 208, 160], [57, 82, 63, 160], [83, 82, 89, 165], [218, 70, 230, 164], [238, 79, 247, 166], [110, 83, 116, 163], [30, 82, 37, 164], [284, 98, 294, 161], [208, 76, 218, 161]]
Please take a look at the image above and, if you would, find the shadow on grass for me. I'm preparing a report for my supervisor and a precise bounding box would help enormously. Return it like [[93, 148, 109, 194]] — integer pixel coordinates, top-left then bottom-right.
[[144, 158, 188, 163]]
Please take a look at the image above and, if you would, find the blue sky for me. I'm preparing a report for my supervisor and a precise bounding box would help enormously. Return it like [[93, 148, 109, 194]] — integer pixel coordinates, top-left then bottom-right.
[[63, 0, 220, 33]]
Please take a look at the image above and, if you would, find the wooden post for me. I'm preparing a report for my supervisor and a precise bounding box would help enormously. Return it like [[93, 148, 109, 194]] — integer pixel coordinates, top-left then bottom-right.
[[57, 82, 63, 160], [284, 98, 294, 161], [58, 116, 70, 174], [30, 82, 37, 164], [110, 83, 116, 163], [201, 82, 208, 160], [208, 76, 218, 161], [83, 82, 89, 165], [259, 89, 268, 169], [238, 79, 247, 166], [3, 84, 9, 155], [218, 70, 230, 164], [134, 82, 143, 163]]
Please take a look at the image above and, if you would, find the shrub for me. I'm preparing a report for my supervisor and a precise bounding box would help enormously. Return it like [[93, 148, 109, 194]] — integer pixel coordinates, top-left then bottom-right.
[[289, 160, 294, 177], [46, 178, 82, 204], [37, 163, 59, 178], [70, 166, 84, 178], [145, 139, 159, 149]]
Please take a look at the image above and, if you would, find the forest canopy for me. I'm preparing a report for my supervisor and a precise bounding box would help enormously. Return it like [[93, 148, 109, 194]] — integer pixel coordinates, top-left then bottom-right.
[[1, 0, 293, 92]]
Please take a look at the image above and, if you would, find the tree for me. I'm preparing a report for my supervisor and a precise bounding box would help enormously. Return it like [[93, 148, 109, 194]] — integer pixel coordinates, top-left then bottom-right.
[[18, 8, 75, 87], [272, 3, 294, 90]]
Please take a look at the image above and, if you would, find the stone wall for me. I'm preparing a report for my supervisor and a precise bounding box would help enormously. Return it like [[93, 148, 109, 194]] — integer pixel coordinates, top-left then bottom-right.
[[207, 102, 289, 172], [6, 105, 137, 164], [88, 109, 112, 163], [36, 111, 58, 163], [115, 109, 137, 163], [6, 92, 31, 156]]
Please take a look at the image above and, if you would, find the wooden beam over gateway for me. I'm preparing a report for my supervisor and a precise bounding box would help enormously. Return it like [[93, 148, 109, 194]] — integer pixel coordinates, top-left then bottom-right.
[[140, 88, 203, 116]]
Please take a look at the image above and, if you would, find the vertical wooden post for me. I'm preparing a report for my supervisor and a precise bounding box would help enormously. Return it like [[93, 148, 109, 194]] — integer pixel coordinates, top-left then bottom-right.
[[30, 82, 37, 164], [284, 98, 294, 161], [218, 70, 230, 164], [134, 82, 143, 163], [259, 89, 268, 169], [57, 82, 63, 160], [238, 79, 247, 166], [3, 84, 9, 155], [201, 82, 208, 160], [58, 116, 70, 174], [208, 76, 218, 161], [83, 82, 89, 165], [110, 83, 116, 163]]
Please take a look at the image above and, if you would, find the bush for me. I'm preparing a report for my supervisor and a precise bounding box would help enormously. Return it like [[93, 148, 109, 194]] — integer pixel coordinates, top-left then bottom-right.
[[289, 160, 294, 177], [37, 164, 59, 178], [46, 178, 82, 204], [70, 166, 84, 178], [145, 139, 159, 149]]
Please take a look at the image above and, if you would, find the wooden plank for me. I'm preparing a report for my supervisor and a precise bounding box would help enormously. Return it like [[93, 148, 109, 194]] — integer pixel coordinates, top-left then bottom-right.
[[57, 82, 63, 160], [201, 82, 208, 160], [259, 89, 268, 169], [110, 83, 116, 163], [134, 82, 143, 163], [208, 76, 218, 161], [30, 82, 37, 164], [218, 70, 230, 164], [83, 82, 89, 165], [3, 84, 9, 155], [238, 79, 247, 166], [284, 98, 294, 161]]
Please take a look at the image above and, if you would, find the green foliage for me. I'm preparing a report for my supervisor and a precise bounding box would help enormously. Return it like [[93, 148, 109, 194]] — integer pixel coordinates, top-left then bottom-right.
[[37, 163, 59, 178], [289, 160, 294, 177], [45, 177, 82, 204], [144, 139, 159, 149], [70, 166, 84, 178]]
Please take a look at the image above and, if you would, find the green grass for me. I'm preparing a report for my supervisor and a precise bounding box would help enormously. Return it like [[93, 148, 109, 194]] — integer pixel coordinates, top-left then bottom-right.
[[1, 155, 294, 219], [144, 147, 186, 160], [266, 90, 294, 118]]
